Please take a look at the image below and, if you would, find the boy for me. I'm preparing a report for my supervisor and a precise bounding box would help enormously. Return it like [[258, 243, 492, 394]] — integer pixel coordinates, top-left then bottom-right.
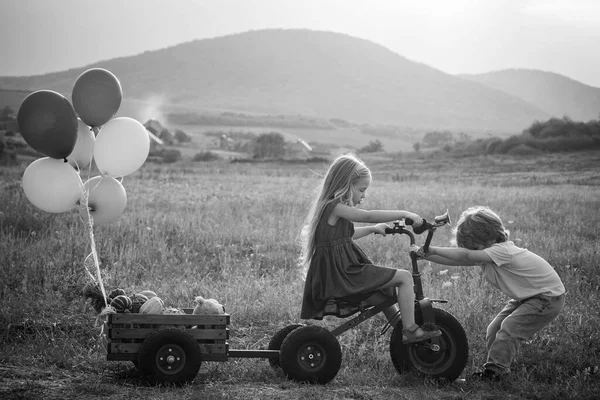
[[414, 206, 565, 380]]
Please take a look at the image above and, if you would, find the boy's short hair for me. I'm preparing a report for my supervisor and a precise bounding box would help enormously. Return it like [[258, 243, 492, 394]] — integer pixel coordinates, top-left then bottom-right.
[[452, 206, 509, 250]]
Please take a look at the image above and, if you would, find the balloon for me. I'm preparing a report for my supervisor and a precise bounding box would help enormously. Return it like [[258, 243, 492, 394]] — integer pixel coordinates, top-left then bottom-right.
[[93, 117, 150, 177], [17, 90, 78, 159], [81, 176, 127, 225], [22, 157, 84, 213], [67, 119, 95, 170], [72, 68, 122, 127]]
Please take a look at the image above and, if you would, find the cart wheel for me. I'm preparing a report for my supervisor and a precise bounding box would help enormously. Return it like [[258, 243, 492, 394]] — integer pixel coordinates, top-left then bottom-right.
[[279, 325, 341, 384], [138, 328, 201, 385], [268, 323, 304, 369], [389, 307, 468, 382]]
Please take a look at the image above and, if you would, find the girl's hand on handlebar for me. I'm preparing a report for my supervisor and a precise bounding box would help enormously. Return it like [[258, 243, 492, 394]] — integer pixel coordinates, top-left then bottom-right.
[[373, 223, 391, 236], [405, 212, 423, 227]]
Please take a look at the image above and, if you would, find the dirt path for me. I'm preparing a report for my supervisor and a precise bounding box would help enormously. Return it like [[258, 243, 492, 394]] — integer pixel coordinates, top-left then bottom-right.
[[0, 362, 522, 400]]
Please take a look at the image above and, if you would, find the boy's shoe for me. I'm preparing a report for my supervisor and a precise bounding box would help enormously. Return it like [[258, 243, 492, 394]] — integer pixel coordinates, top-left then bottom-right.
[[471, 369, 501, 382], [402, 324, 442, 344]]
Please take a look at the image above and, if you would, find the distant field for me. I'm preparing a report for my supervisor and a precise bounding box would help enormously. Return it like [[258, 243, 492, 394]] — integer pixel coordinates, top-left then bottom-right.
[[168, 123, 419, 153], [111, 97, 428, 153], [1, 151, 599, 399]]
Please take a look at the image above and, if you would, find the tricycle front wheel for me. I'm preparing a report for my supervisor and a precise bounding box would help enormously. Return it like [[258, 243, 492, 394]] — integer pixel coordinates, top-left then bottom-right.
[[389, 307, 468, 382]]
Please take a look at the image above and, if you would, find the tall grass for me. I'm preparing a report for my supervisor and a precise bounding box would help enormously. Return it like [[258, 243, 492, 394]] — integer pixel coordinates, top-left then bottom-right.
[[1, 153, 599, 399]]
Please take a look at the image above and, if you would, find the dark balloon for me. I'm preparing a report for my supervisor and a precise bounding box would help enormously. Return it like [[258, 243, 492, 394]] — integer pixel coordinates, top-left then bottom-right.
[[17, 90, 78, 159], [72, 68, 122, 127]]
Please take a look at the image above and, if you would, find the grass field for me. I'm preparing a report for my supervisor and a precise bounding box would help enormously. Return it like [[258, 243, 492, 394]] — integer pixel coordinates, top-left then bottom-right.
[[1, 151, 599, 399]]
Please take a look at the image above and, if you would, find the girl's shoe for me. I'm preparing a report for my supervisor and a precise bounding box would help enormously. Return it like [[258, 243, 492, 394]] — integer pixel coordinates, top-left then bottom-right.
[[402, 324, 442, 344]]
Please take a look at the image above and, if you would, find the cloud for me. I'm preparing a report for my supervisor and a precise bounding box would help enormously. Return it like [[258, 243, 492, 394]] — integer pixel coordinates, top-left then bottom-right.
[[521, 0, 600, 25]]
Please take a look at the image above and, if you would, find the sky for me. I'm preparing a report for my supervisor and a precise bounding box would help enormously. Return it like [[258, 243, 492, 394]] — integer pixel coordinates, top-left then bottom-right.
[[2, 0, 600, 87]]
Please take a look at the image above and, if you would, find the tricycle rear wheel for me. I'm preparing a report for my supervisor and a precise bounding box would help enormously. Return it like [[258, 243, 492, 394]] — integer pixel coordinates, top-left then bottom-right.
[[268, 323, 304, 369], [279, 325, 342, 384]]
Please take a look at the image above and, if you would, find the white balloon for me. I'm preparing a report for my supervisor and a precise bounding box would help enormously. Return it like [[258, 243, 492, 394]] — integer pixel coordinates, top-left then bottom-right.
[[67, 118, 95, 170], [93, 117, 150, 177], [22, 157, 84, 213], [81, 176, 127, 226]]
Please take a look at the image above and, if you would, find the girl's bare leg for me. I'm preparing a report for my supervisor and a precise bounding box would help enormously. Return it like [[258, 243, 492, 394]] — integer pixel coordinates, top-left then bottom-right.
[[374, 269, 416, 328], [373, 270, 441, 343], [394, 270, 416, 328]]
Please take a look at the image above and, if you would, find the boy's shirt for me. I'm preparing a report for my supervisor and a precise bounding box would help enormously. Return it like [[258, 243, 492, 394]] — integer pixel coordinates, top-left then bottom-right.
[[481, 241, 565, 301]]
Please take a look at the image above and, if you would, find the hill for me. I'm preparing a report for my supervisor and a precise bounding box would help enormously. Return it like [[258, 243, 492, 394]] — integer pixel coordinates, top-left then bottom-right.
[[459, 69, 600, 122], [0, 29, 552, 134]]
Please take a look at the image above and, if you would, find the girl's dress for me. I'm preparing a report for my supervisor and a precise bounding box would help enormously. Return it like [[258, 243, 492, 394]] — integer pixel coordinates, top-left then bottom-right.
[[301, 202, 397, 320]]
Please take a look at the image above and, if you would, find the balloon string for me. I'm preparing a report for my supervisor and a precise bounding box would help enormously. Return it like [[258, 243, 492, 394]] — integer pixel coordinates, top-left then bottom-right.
[[83, 253, 96, 281], [87, 203, 108, 308], [80, 125, 110, 309], [78, 177, 108, 308]]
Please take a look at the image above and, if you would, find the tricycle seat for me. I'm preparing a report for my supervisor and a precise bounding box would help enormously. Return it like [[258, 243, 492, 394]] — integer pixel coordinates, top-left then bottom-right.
[[318, 290, 397, 320]]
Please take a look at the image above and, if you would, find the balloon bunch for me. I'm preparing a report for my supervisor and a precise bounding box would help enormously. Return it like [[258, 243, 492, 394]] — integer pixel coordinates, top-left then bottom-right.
[[18, 68, 150, 224], [17, 68, 151, 309]]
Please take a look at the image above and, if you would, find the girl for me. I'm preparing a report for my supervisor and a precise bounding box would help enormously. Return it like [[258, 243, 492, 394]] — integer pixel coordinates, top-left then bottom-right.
[[413, 206, 565, 380], [300, 153, 441, 344]]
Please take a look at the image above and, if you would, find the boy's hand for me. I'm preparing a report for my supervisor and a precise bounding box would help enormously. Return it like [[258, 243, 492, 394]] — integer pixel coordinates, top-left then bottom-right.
[[410, 244, 426, 258]]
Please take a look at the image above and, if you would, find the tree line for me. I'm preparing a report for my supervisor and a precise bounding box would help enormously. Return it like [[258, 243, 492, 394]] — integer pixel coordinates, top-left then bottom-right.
[[417, 116, 600, 156]]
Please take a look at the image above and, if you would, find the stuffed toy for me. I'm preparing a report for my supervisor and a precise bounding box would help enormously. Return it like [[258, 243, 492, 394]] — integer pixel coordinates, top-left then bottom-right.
[[193, 296, 225, 314]]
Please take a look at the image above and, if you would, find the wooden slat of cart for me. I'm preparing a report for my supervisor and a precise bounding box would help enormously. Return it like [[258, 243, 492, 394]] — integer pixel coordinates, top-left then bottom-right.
[[108, 328, 229, 340], [106, 342, 229, 362], [108, 342, 228, 354], [107, 313, 230, 326], [106, 353, 229, 362]]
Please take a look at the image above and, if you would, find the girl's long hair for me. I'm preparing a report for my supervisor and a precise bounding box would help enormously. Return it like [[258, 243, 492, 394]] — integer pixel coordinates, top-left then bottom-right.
[[299, 153, 371, 275]]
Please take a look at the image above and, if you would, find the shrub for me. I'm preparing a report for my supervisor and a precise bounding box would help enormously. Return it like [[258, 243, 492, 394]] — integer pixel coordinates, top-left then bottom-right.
[[422, 130, 454, 148], [486, 138, 503, 154], [148, 148, 182, 163], [358, 140, 383, 153], [159, 129, 174, 145], [174, 129, 191, 143], [506, 144, 542, 156], [162, 149, 182, 163], [252, 132, 286, 159], [193, 151, 221, 162]]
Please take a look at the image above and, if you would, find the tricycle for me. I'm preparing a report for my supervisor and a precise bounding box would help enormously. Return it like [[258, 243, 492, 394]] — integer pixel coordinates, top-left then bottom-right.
[[103, 211, 468, 385]]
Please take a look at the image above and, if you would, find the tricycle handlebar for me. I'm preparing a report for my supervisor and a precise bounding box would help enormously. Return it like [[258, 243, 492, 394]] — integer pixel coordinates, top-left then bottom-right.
[[405, 210, 451, 234], [383, 210, 451, 248]]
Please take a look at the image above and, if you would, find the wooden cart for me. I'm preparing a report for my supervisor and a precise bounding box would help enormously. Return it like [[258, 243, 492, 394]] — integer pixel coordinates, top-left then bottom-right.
[[103, 309, 280, 385]]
